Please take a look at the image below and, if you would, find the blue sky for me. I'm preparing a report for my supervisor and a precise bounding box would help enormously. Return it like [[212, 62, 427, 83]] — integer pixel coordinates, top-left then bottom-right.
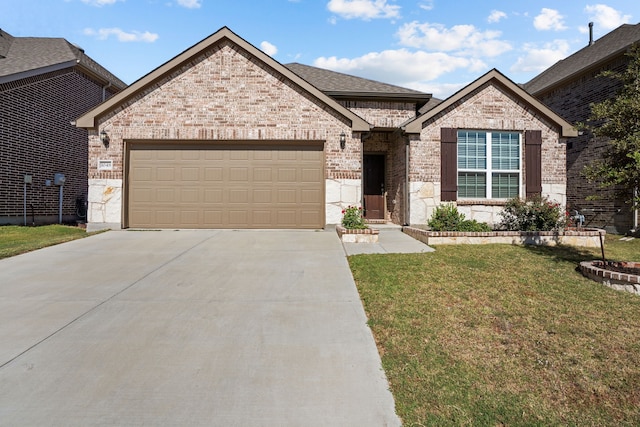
[[3, 0, 639, 98]]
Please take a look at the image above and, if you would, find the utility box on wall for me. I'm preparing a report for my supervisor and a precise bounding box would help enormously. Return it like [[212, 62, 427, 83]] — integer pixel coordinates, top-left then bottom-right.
[[54, 173, 66, 186]]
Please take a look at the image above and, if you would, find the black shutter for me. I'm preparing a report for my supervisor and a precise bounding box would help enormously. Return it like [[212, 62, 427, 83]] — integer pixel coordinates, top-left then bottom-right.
[[441, 128, 458, 201], [525, 130, 542, 198]]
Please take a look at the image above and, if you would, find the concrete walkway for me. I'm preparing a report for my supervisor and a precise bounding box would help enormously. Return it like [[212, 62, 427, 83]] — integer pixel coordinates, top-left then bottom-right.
[[0, 230, 400, 426], [341, 224, 435, 255]]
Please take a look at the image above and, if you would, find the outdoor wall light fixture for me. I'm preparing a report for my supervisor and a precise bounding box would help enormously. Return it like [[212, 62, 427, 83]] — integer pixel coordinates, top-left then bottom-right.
[[340, 132, 346, 150], [100, 130, 110, 147]]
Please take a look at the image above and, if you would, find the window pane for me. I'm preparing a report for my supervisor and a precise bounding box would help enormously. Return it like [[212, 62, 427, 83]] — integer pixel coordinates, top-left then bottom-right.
[[458, 172, 486, 198], [492, 173, 519, 198], [491, 132, 520, 170], [458, 131, 486, 169]]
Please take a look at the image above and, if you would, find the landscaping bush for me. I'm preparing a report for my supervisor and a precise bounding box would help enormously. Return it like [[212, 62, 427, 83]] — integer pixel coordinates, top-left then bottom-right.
[[499, 195, 565, 231], [428, 203, 492, 232], [341, 205, 368, 229]]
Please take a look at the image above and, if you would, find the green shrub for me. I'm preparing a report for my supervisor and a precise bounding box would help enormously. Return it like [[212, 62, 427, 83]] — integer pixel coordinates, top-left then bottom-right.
[[498, 195, 565, 231], [428, 203, 492, 232], [341, 205, 368, 229]]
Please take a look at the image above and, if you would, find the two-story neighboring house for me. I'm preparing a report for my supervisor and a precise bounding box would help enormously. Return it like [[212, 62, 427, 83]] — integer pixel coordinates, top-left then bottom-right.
[[0, 29, 126, 225], [525, 23, 640, 234]]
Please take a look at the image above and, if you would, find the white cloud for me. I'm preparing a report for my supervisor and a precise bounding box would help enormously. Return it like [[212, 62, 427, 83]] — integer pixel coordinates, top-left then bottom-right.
[[419, 1, 433, 11], [488, 10, 507, 24], [327, 0, 400, 20], [584, 4, 631, 31], [314, 48, 486, 87], [260, 41, 278, 56], [410, 81, 467, 99], [176, 0, 201, 8], [83, 27, 159, 43], [511, 39, 570, 73], [396, 21, 512, 57], [533, 8, 567, 31], [80, 0, 121, 6]]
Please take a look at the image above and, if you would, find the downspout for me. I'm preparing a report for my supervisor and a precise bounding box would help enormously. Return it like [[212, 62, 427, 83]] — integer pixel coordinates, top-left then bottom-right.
[[634, 187, 639, 233], [102, 81, 112, 102], [360, 132, 371, 210], [404, 135, 410, 226]]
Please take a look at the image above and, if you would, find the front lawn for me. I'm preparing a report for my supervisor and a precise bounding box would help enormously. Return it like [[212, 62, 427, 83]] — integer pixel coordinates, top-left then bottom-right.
[[0, 225, 94, 259], [350, 236, 640, 426]]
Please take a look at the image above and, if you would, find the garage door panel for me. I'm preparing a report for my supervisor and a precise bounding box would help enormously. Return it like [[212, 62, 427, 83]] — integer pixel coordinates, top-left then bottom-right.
[[155, 188, 175, 203], [157, 151, 177, 161], [229, 210, 248, 226], [253, 189, 273, 203], [277, 168, 297, 182], [253, 168, 272, 182], [253, 211, 273, 226], [132, 167, 153, 181], [180, 188, 199, 203], [301, 189, 321, 203], [229, 167, 249, 182], [156, 167, 175, 181], [203, 210, 223, 224], [230, 151, 249, 160], [204, 189, 223, 203], [181, 167, 200, 181], [205, 167, 223, 181], [128, 143, 323, 229], [180, 211, 199, 226], [229, 189, 249, 203]]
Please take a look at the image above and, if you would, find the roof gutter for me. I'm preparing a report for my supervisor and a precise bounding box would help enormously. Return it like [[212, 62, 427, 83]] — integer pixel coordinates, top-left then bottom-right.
[[0, 60, 76, 85]]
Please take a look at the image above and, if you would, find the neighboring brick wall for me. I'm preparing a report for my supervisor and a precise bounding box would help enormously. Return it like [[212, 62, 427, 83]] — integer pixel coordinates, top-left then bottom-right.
[[535, 57, 633, 233], [90, 42, 359, 182], [409, 82, 566, 224], [0, 68, 111, 224]]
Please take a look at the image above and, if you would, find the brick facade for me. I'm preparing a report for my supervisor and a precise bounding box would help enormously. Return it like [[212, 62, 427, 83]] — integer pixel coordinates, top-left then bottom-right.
[[87, 41, 362, 227], [0, 68, 115, 225], [535, 57, 632, 233], [409, 82, 567, 225]]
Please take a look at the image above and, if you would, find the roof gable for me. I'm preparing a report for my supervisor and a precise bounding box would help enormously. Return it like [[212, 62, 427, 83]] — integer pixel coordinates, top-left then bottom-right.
[[403, 69, 577, 137], [525, 23, 640, 95], [76, 27, 370, 131]]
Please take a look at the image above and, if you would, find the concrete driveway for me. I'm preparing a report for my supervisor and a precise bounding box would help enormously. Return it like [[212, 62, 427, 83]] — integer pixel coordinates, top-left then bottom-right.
[[0, 229, 400, 426]]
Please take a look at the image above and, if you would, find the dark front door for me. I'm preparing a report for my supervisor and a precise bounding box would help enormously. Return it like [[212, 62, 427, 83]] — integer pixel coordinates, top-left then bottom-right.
[[363, 154, 385, 220]]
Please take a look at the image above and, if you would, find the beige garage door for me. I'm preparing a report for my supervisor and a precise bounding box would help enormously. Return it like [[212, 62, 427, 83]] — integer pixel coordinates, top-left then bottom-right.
[[127, 143, 324, 229]]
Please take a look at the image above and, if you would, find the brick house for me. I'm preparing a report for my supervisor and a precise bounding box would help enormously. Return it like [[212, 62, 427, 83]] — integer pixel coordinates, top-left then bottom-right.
[[525, 23, 640, 234], [0, 29, 126, 225], [76, 27, 575, 231]]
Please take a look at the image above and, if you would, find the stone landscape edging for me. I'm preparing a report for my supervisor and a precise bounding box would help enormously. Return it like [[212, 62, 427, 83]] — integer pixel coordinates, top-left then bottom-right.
[[403, 227, 605, 247], [336, 225, 379, 243]]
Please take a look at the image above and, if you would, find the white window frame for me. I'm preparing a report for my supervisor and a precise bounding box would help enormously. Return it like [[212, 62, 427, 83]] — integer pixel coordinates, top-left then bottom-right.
[[457, 130, 522, 200]]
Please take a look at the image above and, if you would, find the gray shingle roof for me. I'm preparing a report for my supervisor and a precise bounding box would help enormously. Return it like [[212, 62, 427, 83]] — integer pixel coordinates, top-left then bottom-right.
[[524, 23, 640, 95], [285, 62, 429, 100], [0, 29, 126, 89]]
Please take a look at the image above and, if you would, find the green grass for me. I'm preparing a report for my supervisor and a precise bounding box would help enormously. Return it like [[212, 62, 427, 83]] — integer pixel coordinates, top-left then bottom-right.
[[349, 235, 640, 426], [0, 225, 96, 259]]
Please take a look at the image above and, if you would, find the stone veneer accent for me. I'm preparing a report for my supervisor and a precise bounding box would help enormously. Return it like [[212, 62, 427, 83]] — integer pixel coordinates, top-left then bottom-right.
[[326, 179, 362, 225], [403, 226, 605, 247], [409, 82, 567, 226], [87, 179, 122, 231]]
